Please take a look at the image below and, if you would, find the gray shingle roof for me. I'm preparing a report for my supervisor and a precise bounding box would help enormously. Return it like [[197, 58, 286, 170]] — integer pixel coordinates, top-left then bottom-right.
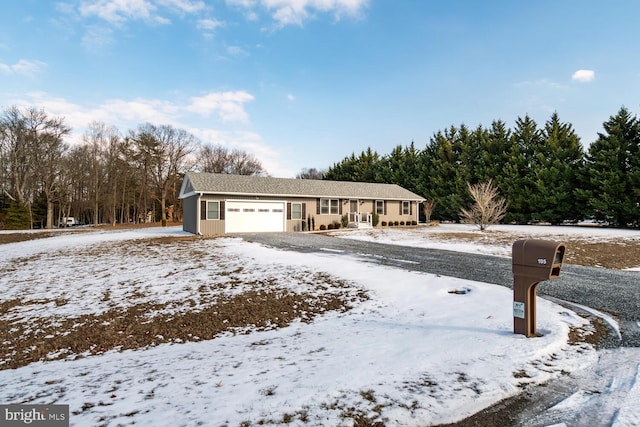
[[181, 172, 424, 201]]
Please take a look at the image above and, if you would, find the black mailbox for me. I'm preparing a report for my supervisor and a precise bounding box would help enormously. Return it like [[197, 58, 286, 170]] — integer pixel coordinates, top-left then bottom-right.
[[512, 239, 566, 337]]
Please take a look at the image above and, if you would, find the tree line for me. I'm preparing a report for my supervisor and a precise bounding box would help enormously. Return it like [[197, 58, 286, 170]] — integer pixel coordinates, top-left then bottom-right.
[[0, 105, 266, 229], [325, 107, 640, 228], [2, 104, 638, 230]]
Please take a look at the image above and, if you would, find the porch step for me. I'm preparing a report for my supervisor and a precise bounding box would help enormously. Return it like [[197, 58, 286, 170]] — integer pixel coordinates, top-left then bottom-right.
[[348, 222, 372, 229]]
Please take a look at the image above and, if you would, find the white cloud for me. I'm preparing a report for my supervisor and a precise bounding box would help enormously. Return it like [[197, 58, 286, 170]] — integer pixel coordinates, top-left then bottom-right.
[[287, 94, 295, 101], [79, 0, 151, 24], [187, 91, 255, 122], [197, 18, 224, 31], [0, 59, 48, 76], [81, 25, 115, 50], [157, 0, 206, 14], [11, 91, 294, 175], [572, 69, 595, 83], [227, 0, 368, 27], [76, 0, 207, 25]]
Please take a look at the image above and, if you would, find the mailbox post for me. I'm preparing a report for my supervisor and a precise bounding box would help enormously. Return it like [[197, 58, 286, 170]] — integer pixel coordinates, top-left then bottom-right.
[[512, 239, 566, 337]]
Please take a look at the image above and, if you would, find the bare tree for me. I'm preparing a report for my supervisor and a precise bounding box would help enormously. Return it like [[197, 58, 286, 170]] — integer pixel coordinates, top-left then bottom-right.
[[130, 123, 198, 224], [0, 106, 70, 228], [296, 167, 326, 180], [197, 144, 266, 176], [197, 144, 229, 173], [460, 179, 507, 231], [422, 199, 436, 223], [83, 122, 123, 225], [0, 106, 34, 205]]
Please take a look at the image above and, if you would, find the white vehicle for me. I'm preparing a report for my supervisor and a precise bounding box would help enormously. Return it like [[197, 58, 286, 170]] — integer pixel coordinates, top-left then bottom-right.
[[59, 217, 78, 227]]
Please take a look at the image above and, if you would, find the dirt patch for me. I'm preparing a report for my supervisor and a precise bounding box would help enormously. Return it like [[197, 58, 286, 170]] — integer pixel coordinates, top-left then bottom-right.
[[0, 233, 369, 371], [0, 286, 367, 371], [427, 231, 640, 270], [0, 222, 177, 245], [0, 231, 69, 244]]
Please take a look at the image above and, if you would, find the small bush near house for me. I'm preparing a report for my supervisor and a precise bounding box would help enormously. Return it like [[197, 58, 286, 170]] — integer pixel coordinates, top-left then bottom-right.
[[319, 224, 327, 230], [411, 220, 418, 226], [394, 221, 399, 226], [400, 221, 405, 226], [371, 211, 379, 227], [327, 223, 334, 230], [341, 214, 348, 228], [381, 221, 387, 226], [332, 220, 341, 229]]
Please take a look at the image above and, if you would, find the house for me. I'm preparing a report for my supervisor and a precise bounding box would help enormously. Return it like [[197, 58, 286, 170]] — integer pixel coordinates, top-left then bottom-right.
[[179, 172, 425, 235]]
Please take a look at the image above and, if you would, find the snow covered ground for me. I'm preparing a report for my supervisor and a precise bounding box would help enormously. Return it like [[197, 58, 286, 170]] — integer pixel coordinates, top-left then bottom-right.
[[0, 225, 638, 426]]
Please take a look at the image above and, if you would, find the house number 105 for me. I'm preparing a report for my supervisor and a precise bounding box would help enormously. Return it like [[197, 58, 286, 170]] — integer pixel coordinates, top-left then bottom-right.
[[537, 258, 547, 265]]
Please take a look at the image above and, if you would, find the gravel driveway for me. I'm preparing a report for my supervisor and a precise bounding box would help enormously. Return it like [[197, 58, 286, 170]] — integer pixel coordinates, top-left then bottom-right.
[[241, 232, 640, 347]]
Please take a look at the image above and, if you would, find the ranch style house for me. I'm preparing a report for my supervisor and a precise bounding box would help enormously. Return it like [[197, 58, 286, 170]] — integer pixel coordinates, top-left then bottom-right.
[[179, 172, 425, 235]]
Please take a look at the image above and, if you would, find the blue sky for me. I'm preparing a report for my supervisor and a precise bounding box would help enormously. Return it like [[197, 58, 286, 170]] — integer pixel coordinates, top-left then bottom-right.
[[1, 1, 639, 177]]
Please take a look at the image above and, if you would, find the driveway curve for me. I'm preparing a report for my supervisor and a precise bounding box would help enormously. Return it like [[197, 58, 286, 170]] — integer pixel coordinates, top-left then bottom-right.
[[240, 232, 640, 347]]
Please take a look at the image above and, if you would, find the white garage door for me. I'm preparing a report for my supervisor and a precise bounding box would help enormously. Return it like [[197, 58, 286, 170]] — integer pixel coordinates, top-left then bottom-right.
[[225, 200, 286, 233]]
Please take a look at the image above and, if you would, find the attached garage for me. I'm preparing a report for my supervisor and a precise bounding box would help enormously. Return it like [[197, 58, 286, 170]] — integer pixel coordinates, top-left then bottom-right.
[[224, 200, 286, 233]]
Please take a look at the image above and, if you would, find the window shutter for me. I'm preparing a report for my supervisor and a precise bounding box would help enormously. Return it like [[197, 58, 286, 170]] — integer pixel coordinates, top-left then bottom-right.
[[384, 201, 387, 215], [287, 202, 292, 220], [317, 198, 320, 214], [410, 202, 413, 215], [399, 202, 403, 214], [220, 201, 225, 220], [201, 200, 206, 220], [302, 203, 306, 219], [339, 199, 342, 215]]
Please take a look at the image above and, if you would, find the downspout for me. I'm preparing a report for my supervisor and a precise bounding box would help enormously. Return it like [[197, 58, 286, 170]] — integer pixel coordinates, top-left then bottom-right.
[[197, 192, 203, 236]]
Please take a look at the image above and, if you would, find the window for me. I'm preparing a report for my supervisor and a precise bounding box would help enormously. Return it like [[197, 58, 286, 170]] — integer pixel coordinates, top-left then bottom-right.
[[402, 201, 410, 215], [291, 203, 302, 220], [376, 200, 385, 215], [320, 198, 339, 215], [206, 201, 220, 220]]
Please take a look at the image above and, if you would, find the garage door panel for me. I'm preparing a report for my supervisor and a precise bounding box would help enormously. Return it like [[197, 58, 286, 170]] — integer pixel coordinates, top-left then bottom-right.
[[225, 201, 285, 233]]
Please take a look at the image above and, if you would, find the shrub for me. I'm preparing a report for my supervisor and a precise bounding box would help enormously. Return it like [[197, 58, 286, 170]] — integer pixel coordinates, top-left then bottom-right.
[[327, 223, 334, 230], [371, 211, 379, 227], [411, 220, 418, 226], [394, 221, 399, 226], [319, 224, 326, 230], [4, 201, 30, 230], [341, 214, 348, 228], [400, 221, 405, 226], [381, 221, 387, 226], [332, 220, 341, 229]]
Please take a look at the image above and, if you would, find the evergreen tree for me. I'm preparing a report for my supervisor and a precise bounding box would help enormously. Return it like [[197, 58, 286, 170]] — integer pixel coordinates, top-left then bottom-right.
[[4, 201, 30, 230], [504, 115, 541, 223], [326, 148, 385, 183], [531, 112, 584, 224], [581, 107, 640, 227], [419, 127, 467, 220]]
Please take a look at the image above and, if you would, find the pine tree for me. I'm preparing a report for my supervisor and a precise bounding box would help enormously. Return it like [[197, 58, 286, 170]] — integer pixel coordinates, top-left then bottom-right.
[[530, 112, 584, 224], [582, 107, 640, 227], [419, 127, 467, 220], [4, 201, 30, 230]]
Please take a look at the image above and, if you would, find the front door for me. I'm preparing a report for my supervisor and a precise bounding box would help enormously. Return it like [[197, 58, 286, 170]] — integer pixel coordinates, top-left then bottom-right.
[[349, 200, 359, 223]]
